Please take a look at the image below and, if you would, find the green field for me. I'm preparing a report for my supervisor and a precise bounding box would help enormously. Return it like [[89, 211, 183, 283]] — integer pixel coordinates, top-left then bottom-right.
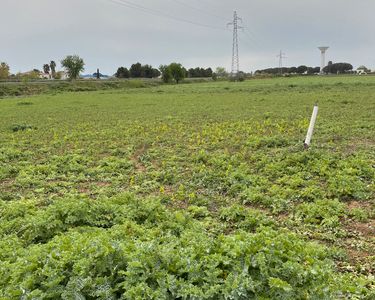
[[0, 76, 374, 299]]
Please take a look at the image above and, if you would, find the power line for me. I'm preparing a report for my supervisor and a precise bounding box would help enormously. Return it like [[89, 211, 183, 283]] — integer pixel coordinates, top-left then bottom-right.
[[108, 0, 266, 53], [106, 0, 264, 73], [242, 28, 265, 47], [107, 0, 227, 31], [169, 0, 227, 21]]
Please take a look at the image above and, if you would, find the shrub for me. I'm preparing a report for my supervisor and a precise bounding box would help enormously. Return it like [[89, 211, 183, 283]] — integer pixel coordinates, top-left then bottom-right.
[[11, 124, 35, 132]]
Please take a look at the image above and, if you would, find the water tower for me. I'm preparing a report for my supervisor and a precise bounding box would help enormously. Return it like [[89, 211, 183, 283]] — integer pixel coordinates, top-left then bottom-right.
[[318, 47, 329, 74]]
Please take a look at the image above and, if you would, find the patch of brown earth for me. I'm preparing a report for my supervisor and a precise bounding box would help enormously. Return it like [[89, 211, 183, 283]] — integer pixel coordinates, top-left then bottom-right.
[[346, 138, 375, 154], [167, 199, 189, 211], [0, 179, 15, 189], [339, 248, 374, 275], [162, 185, 174, 195], [96, 181, 112, 187], [348, 220, 375, 238], [78, 186, 91, 194], [346, 200, 374, 238], [342, 216, 374, 274], [347, 200, 373, 211]]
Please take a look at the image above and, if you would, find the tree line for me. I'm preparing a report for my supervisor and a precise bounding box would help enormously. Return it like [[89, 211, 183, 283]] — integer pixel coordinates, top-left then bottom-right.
[[322, 61, 353, 74], [255, 66, 321, 75], [255, 61, 355, 75], [0, 55, 365, 82], [115, 63, 161, 79], [0, 56, 83, 80], [1, 57, 215, 83], [115, 63, 214, 80]]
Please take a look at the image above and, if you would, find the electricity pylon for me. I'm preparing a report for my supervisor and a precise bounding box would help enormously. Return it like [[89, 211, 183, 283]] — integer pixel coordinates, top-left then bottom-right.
[[277, 50, 287, 75], [227, 11, 242, 79]]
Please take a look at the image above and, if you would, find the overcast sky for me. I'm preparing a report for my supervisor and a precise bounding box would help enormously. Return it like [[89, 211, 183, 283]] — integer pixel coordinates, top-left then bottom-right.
[[1, 0, 374, 74]]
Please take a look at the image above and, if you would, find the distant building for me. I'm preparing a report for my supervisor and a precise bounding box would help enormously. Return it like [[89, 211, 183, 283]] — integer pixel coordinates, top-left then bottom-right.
[[58, 71, 69, 80], [17, 70, 40, 79], [49, 71, 69, 80], [356, 65, 371, 75], [357, 70, 366, 75], [39, 72, 51, 79]]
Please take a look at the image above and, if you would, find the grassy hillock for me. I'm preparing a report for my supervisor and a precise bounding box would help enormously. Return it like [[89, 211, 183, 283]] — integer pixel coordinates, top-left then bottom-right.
[[0, 79, 158, 98]]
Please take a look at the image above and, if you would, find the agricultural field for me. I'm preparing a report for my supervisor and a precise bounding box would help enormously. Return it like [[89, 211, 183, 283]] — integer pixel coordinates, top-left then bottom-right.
[[0, 76, 374, 299]]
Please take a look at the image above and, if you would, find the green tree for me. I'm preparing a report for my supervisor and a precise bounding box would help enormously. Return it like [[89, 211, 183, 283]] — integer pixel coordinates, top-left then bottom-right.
[[141, 64, 155, 78], [168, 62, 185, 84], [0, 62, 10, 79], [297, 65, 308, 74], [204, 68, 213, 77], [130, 62, 142, 78], [188, 67, 213, 78], [215, 67, 228, 78], [313, 66, 320, 73], [306, 67, 314, 75], [43, 64, 50, 74], [115, 67, 130, 78], [143, 65, 160, 78], [151, 68, 161, 78], [61, 55, 85, 80], [159, 65, 172, 83], [323, 62, 353, 74], [50, 61, 56, 78]]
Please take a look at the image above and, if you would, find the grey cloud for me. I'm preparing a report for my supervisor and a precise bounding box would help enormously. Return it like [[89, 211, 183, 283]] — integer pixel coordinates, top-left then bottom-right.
[[1, 0, 374, 74]]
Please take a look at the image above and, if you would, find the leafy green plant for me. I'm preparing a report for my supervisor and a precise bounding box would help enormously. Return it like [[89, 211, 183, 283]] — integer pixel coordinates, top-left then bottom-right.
[[11, 124, 35, 132], [219, 204, 275, 231], [1, 195, 370, 299], [348, 207, 372, 223], [294, 199, 346, 228]]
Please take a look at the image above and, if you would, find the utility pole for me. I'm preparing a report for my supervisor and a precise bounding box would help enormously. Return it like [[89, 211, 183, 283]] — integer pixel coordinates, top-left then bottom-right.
[[227, 11, 242, 79], [277, 50, 287, 75]]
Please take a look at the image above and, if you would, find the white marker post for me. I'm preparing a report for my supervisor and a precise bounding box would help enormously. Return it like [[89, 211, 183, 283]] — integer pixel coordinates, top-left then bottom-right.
[[304, 105, 319, 149]]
